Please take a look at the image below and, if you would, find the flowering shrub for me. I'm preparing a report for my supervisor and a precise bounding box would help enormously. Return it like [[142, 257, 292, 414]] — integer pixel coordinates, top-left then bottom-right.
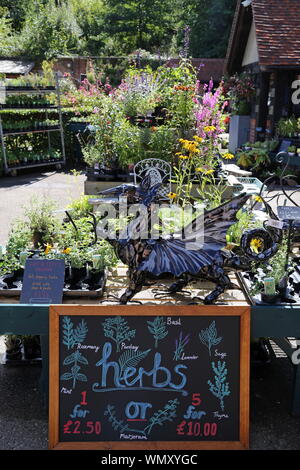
[[63, 60, 230, 172], [195, 80, 227, 144], [222, 72, 256, 114], [171, 136, 227, 209], [61, 75, 113, 115], [116, 67, 162, 118]]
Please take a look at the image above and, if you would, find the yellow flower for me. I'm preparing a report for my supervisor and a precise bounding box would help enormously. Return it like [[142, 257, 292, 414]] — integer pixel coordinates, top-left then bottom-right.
[[223, 152, 235, 160], [250, 238, 263, 254], [204, 125, 216, 133], [193, 135, 203, 143], [179, 154, 188, 160], [44, 244, 52, 255], [63, 247, 72, 254], [254, 195, 263, 203], [196, 167, 214, 175], [167, 192, 177, 200]]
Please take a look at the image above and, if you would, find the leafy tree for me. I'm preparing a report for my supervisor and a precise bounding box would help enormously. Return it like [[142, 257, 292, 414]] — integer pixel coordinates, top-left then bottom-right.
[[0, 14, 13, 55], [103, 0, 178, 54], [1, 0, 83, 59], [189, 0, 236, 58], [70, 0, 106, 55], [0, 0, 28, 31], [0, 0, 236, 59]]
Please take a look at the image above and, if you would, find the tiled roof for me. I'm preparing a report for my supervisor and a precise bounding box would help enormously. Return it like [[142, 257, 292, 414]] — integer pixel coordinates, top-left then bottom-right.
[[252, 0, 300, 67], [226, 0, 300, 67], [165, 58, 225, 82], [225, 0, 300, 72], [0, 59, 34, 75]]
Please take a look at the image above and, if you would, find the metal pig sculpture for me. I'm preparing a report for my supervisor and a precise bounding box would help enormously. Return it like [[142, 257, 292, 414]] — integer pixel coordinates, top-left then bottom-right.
[[97, 176, 282, 304]]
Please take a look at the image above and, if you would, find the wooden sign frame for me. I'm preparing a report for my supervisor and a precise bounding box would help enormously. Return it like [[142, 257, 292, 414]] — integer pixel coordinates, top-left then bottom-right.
[[49, 304, 250, 450]]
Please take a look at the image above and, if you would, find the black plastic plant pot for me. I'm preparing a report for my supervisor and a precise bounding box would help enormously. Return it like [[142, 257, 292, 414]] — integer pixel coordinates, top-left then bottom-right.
[[86, 268, 106, 292], [261, 292, 280, 304], [69, 266, 87, 290], [23, 337, 41, 360], [64, 266, 71, 285], [5, 337, 23, 361], [0, 268, 24, 289]]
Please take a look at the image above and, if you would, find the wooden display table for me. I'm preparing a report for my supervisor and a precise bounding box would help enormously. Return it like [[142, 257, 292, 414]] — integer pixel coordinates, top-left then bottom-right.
[[0, 268, 300, 415]]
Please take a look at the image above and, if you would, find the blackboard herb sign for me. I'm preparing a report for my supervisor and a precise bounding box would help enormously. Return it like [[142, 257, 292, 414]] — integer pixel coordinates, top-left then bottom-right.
[[49, 305, 250, 450]]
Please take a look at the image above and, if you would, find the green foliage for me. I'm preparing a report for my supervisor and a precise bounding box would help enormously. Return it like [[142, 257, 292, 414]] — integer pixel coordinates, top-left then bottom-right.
[[208, 360, 230, 411], [0, 0, 83, 59], [0, 194, 118, 274], [276, 116, 300, 137], [23, 196, 59, 247], [237, 148, 270, 170], [61, 349, 88, 388], [103, 0, 177, 53], [147, 316, 168, 348], [0, 0, 235, 59], [5, 220, 32, 257], [188, 0, 236, 58], [199, 321, 222, 357], [250, 238, 294, 295], [101, 316, 136, 352], [118, 348, 151, 377], [66, 194, 94, 219], [62, 316, 88, 349], [143, 399, 179, 436], [226, 208, 257, 246]]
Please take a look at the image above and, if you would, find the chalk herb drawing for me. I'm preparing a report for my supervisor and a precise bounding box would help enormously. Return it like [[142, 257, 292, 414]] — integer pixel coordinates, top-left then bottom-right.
[[104, 405, 146, 436], [147, 316, 168, 348], [198, 321, 222, 356], [173, 332, 190, 361], [207, 361, 230, 411], [143, 399, 179, 436], [102, 316, 136, 352], [118, 348, 151, 378], [62, 316, 88, 350], [104, 399, 179, 437], [60, 350, 88, 389]]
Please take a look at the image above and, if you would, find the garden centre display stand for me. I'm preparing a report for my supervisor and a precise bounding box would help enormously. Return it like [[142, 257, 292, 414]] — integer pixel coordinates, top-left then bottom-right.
[[229, 115, 251, 154], [0, 266, 300, 415], [0, 76, 66, 175]]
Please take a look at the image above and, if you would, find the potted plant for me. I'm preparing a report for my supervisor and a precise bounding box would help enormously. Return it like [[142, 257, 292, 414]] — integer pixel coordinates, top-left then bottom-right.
[[276, 116, 299, 138], [65, 247, 88, 289], [5, 335, 22, 361], [243, 238, 296, 304], [288, 146, 296, 156], [23, 197, 58, 248], [22, 335, 41, 360]]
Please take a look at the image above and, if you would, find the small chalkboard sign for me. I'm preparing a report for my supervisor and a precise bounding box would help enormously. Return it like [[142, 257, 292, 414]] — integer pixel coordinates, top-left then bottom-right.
[[20, 258, 65, 304], [49, 305, 250, 450], [277, 206, 300, 221]]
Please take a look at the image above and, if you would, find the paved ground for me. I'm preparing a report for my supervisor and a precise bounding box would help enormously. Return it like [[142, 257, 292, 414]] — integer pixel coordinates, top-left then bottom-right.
[[0, 171, 300, 450], [0, 347, 299, 450], [0, 170, 86, 245]]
